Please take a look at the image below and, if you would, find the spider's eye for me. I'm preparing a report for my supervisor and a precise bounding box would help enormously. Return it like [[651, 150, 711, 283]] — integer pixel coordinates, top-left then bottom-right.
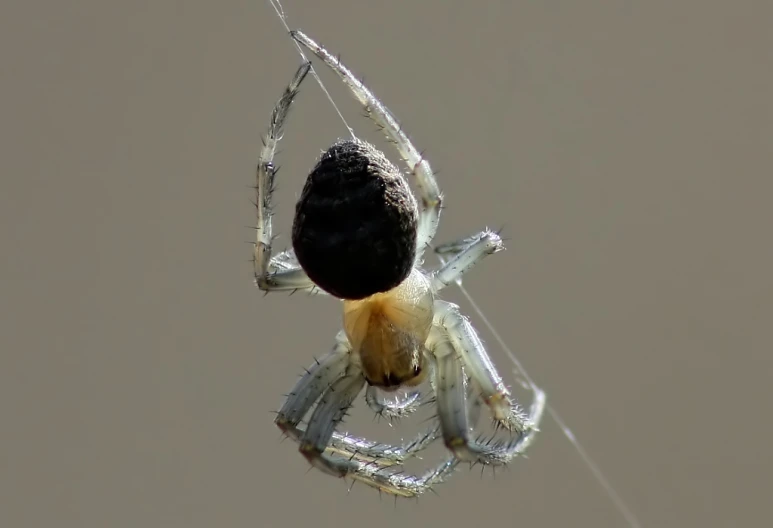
[[291, 139, 419, 300]]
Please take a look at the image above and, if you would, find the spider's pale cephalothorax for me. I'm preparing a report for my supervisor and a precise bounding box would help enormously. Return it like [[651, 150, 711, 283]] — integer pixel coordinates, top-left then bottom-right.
[[343, 268, 433, 389], [253, 30, 546, 497]]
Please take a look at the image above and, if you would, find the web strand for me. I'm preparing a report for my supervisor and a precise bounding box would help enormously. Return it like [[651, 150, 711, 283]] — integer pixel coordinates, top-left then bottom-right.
[[268, 0, 355, 139], [265, 2, 641, 526], [448, 278, 642, 528]]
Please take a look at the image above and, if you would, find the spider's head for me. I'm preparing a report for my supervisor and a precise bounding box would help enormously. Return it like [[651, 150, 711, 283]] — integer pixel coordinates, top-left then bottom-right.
[[291, 138, 418, 300], [342, 268, 434, 389]]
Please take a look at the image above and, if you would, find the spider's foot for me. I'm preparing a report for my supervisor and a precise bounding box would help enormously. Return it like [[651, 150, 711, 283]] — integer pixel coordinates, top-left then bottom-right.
[[496, 405, 533, 435]]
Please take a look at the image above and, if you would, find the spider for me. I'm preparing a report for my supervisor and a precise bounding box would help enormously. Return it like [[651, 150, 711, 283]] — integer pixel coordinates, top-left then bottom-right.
[[254, 30, 546, 498]]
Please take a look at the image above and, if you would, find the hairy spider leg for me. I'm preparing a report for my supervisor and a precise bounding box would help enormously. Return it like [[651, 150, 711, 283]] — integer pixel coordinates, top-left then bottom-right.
[[431, 229, 505, 292], [434, 231, 498, 257], [431, 323, 546, 465], [291, 30, 443, 265], [275, 333, 464, 497], [330, 356, 485, 467], [433, 300, 543, 433], [254, 61, 324, 294], [364, 384, 422, 420]]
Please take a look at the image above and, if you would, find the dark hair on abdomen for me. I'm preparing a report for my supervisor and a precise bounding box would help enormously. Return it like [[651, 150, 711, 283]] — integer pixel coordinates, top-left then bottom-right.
[[292, 139, 418, 300]]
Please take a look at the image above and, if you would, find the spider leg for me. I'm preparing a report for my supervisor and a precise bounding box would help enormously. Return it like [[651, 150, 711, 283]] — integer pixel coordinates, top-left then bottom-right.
[[331, 356, 441, 465], [432, 337, 546, 465], [431, 229, 505, 292], [269, 248, 328, 295], [434, 233, 489, 257], [364, 385, 422, 420], [284, 367, 457, 497], [275, 332, 430, 464], [274, 333, 448, 493], [291, 30, 443, 264], [298, 371, 367, 476], [328, 356, 481, 467], [274, 332, 352, 436], [274, 333, 369, 477], [327, 416, 460, 497], [434, 301, 541, 433], [328, 423, 441, 466], [334, 361, 489, 496], [254, 61, 323, 294], [346, 455, 460, 498]]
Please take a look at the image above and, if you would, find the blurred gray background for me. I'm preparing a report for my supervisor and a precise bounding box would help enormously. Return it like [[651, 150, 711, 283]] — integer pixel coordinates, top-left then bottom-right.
[[2, 1, 771, 527]]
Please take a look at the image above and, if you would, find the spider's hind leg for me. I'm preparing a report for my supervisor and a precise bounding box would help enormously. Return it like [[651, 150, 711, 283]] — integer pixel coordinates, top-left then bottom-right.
[[254, 61, 323, 294], [291, 30, 443, 264]]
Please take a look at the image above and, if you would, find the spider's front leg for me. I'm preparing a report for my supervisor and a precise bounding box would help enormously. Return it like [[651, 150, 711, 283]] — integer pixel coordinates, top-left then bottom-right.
[[432, 336, 544, 466], [275, 334, 459, 497], [254, 61, 322, 294], [274, 332, 366, 477], [430, 301, 546, 465]]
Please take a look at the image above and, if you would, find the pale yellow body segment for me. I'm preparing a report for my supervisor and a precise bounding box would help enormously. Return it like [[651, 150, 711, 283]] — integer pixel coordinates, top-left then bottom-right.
[[343, 269, 434, 389]]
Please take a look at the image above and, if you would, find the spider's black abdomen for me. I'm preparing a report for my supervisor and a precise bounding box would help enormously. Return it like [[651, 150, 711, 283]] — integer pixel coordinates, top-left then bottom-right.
[[292, 139, 418, 300]]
